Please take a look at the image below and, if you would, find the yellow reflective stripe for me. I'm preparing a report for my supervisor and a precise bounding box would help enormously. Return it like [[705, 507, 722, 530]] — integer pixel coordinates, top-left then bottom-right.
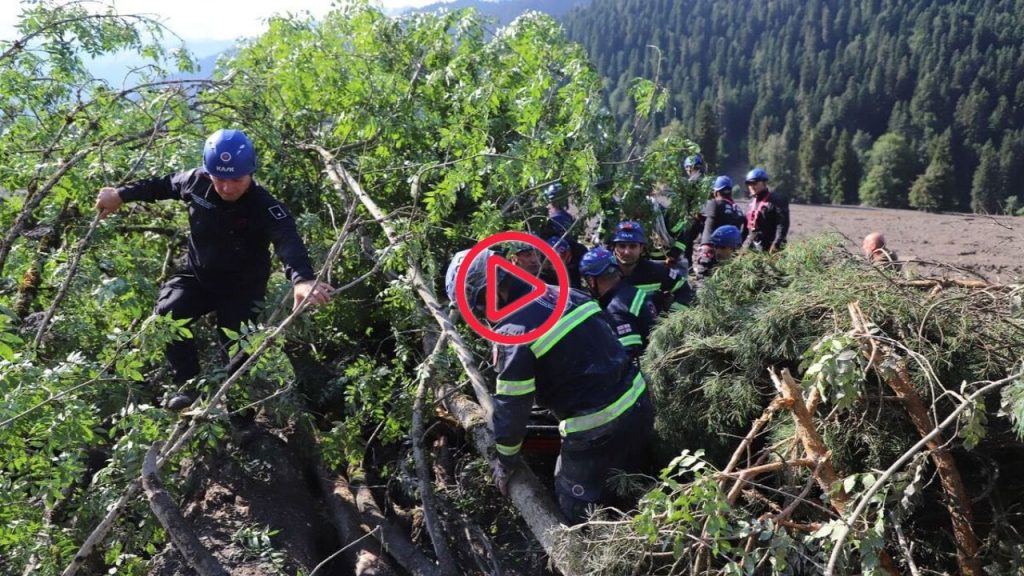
[[629, 290, 646, 316], [529, 301, 601, 358], [670, 302, 686, 312], [495, 442, 522, 456], [619, 334, 642, 347], [671, 221, 684, 234], [496, 378, 535, 396], [635, 283, 660, 295], [673, 278, 688, 292], [674, 241, 687, 251], [560, 372, 646, 436]]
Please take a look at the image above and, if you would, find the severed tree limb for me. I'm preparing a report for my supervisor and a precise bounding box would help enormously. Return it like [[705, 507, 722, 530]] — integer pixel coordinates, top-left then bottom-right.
[[824, 369, 1023, 576], [350, 469, 442, 576], [307, 144, 492, 417], [771, 369, 848, 512], [412, 333, 459, 575], [316, 466, 396, 576], [436, 380, 569, 565], [846, 302, 981, 576], [141, 442, 227, 576], [772, 368, 900, 576], [310, 146, 578, 575]]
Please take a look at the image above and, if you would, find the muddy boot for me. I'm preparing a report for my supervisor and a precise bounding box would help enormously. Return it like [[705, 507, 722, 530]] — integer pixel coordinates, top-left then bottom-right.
[[164, 390, 198, 411]]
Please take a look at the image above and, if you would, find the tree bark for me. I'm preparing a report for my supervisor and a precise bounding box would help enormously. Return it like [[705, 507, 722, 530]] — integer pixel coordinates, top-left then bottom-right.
[[141, 443, 227, 576], [849, 302, 980, 576], [316, 466, 396, 576]]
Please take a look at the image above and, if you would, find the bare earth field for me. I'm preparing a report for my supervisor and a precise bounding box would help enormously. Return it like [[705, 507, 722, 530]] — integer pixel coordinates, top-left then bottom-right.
[[787, 204, 1024, 283]]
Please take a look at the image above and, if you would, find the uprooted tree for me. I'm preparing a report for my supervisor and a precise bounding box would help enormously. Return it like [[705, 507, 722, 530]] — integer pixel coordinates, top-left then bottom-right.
[[2, 1, 1024, 575]]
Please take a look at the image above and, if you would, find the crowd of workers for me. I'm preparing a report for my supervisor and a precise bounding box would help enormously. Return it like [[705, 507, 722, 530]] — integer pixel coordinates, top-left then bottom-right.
[[444, 153, 804, 523], [96, 130, 897, 525]]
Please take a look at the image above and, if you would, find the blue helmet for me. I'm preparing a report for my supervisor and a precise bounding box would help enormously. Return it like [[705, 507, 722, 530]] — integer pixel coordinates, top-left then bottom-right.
[[579, 247, 618, 277], [611, 220, 646, 245], [708, 225, 742, 248], [745, 167, 769, 183], [544, 182, 564, 201], [683, 154, 704, 170], [712, 175, 733, 192], [445, 248, 495, 310], [204, 129, 256, 177], [547, 236, 570, 254]]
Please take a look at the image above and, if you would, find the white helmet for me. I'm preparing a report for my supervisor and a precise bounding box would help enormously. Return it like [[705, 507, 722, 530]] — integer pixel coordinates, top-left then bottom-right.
[[445, 248, 495, 311]]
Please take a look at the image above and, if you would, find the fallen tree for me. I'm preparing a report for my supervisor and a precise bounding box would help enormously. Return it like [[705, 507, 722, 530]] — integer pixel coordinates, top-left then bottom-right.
[[554, 236, 1024, 575]]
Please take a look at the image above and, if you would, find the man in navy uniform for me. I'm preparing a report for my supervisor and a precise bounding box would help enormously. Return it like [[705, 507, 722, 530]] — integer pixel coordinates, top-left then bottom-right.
[[95, 129, 331, 409], [446, 248, 653, 523]]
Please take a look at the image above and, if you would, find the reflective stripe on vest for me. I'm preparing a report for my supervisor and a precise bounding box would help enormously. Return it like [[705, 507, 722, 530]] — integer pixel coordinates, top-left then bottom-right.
[[496, 377, 536, 396], [529, 300, 601, 358], [634, 283, 660, 296], [559, 371, 646, 436], [619, 334, 642, 348], [496, 441, 522, 456], [629, 289, 646, 317]]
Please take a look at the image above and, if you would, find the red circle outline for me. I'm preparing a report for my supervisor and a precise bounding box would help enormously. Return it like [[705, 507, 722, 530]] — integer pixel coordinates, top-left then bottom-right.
[[454, 231, 570, 345]]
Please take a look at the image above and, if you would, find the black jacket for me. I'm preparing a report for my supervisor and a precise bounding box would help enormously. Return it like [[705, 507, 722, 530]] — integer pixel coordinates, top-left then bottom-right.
[[117, 169, 315, 286], [599, 282, 658, 359], [620, 259, 692, 312], [746, 190, 790, 251], [700, 197, 746, 244]]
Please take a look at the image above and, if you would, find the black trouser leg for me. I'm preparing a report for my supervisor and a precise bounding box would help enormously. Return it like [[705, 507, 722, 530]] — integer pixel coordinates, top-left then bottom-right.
[[215, 286, 265, 376], [155, 274, 216, 384]]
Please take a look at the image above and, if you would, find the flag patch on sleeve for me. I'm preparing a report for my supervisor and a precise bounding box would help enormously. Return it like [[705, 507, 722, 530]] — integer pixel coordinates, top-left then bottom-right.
[[268, 205, 287, 220]]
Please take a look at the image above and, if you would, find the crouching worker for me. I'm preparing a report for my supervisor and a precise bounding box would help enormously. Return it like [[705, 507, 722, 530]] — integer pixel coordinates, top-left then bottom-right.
[[693, 224, 743, 289], [446, 248, 654, 524], [94, 129, 333, 410], [579, 247, 658, 360]]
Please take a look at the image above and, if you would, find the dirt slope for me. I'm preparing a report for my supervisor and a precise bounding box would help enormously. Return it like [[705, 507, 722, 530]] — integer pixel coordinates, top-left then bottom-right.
[[787, 204, 1024, 282]]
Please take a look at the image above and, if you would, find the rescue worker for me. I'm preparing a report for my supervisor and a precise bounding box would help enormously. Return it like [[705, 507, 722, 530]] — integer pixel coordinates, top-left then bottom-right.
[[545, 183, 576, 238], [610, 220, 692, 312], [693, 224, 743, 289], [445, 248, 653, 523], [701, 176, 746, 243], [505, 240, 542, 277], [94, 129, 332, 410], [744, 167, 789, 252], [862, 232, 900, 269], [684, 154, 706, 183], [540, 236, 581, 288], [667, 154, 714, 268], [579, 247, 658, 360]]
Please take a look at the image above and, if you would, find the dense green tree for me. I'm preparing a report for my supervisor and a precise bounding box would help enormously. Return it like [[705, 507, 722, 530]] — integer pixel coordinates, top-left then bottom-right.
[[909, 129, 956, 211], [971, 143, 1003, 213], [828, 129, 860, 204], [859, 133, 918, 208], [694, 100, 721, 168]]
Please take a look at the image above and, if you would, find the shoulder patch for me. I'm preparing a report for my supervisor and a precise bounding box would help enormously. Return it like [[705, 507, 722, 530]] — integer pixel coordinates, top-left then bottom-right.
[[192, 195, 214, 209], [268, 205, 287, 220], [616, 323, 632, 335]]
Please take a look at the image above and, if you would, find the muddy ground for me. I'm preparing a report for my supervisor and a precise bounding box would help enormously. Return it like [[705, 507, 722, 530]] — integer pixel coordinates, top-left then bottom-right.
[[787, 204, 1024, 282]]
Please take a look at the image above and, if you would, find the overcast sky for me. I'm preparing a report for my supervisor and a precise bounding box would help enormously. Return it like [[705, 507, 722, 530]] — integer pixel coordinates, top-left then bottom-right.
[[1, 0, 451, 43]]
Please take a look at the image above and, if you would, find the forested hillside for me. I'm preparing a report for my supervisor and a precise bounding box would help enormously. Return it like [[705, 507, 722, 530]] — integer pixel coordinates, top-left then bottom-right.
[[409, 0, 590, 26], [563, 0, 1024, 212]]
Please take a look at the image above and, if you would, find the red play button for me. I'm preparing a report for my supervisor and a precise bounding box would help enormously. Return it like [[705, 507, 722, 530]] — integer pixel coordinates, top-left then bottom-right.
[[485, 254, 548, 323], [454, 231, 569, 345]]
